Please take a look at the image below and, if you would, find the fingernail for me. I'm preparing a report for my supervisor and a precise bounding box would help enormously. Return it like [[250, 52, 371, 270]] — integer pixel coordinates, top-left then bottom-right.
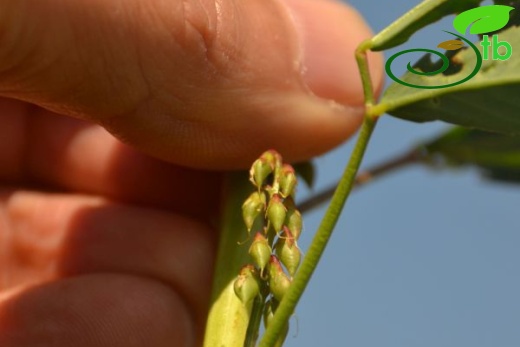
[[281, 0, 382, 106]]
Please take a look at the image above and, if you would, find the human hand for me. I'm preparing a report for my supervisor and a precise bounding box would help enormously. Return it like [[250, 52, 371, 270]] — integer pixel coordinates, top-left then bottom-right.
[[0, 0, 382, 346]]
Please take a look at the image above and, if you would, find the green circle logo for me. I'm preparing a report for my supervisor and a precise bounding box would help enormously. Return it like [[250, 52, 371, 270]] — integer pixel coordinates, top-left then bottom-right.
[[385, 31, 482, 89], [385, 5, 515, 89]]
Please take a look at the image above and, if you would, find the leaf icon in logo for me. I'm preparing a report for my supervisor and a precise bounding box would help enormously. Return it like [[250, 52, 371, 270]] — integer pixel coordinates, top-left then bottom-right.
[[437, 40, 465, 50], [453, 5, 514, 35]]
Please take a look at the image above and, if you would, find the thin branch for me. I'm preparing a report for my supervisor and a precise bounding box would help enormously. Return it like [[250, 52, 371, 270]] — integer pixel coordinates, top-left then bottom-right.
[[298, 148, 423, 214]]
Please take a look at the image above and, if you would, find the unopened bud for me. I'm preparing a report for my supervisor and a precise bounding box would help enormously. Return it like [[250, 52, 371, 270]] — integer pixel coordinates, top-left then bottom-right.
[[249, 150, 282, 188], [266, 194, 286, 233], [268, 255, 292, 301], [242, 191, 266, 232], [233, 265, 260, 304], [261, 150, 282, 170], [249, 232, 272, 273], [285, 208, 302, 240], [279, 164, 297, 198], [250, 158, 272, 189], [275, 235, 301, 277]]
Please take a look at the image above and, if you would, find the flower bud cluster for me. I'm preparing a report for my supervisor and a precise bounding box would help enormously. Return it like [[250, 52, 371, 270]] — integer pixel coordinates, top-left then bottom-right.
[[235, 150, 304, 341]]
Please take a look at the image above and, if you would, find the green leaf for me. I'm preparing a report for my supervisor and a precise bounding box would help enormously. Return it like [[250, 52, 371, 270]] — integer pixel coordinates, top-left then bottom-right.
[[380, 25, 520, 135], [453, 5, 514, 35], [422, 127, 520, 183], [492, 1, 520, 33], [369, 0, 483, 51]]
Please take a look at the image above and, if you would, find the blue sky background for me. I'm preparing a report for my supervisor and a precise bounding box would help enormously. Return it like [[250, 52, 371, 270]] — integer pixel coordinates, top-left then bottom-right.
[[283, 1, 520, 346]]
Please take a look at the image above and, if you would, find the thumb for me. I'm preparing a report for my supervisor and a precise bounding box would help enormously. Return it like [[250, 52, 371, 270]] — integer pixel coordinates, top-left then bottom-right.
[[0, 0, 382, 169]]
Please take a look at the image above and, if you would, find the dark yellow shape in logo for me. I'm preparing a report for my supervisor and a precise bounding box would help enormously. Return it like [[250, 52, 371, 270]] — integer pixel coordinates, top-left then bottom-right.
[[437, 39, 465, 50]]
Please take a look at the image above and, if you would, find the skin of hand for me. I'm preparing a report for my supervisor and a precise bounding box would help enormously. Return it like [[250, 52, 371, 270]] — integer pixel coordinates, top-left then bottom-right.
[[0, 0, 382, 346]]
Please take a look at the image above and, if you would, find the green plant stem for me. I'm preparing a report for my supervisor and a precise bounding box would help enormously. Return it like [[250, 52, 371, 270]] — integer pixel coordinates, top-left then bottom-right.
[[356, 40, 376, 105], [258, 39, 379, 347]]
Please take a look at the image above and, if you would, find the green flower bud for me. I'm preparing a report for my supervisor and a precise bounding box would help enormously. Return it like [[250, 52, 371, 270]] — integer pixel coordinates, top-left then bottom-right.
[[275, 235, 301, 277], [268, 255, 291, 301], [242, 191, 266, 232], [285, 207, 302, 240], [279, 164, 297, 198], [249, 150, 283, 188], [249, 232, 272, 273], [266, 194, 286, 233], [233, 265, 260, 304], [261, 150, 282, 170], [250, 158, 272, 189]]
